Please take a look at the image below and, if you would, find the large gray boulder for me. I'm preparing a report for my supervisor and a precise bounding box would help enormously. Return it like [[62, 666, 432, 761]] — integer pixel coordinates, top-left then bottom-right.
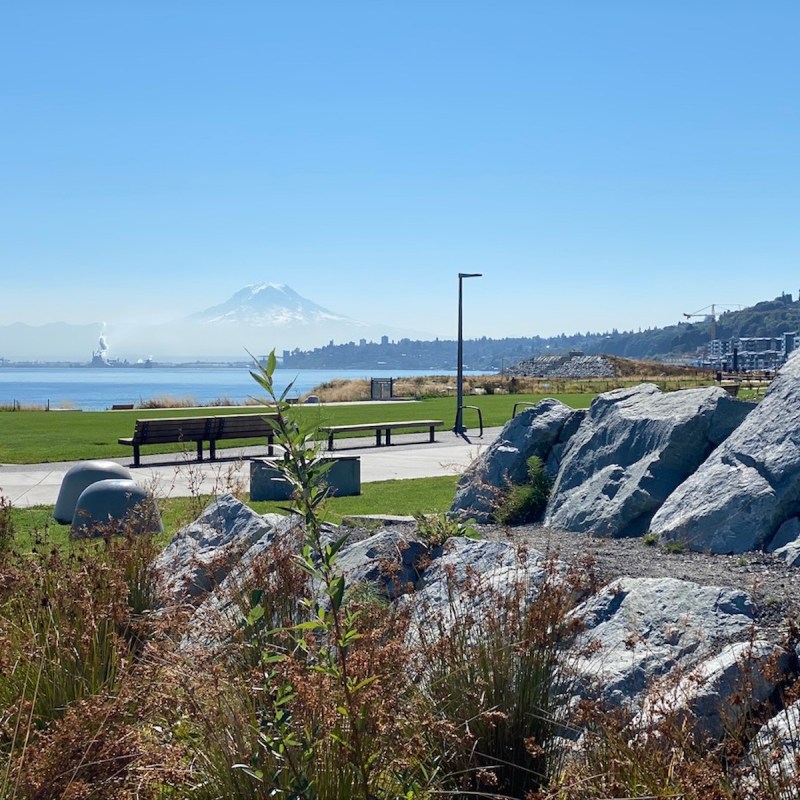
[[568, 577, 756, 711], [181, 512, 301, 650], [652, 353, 800, 553], [544, 384, 751, 538], [746, 699, 800, 791], [335, 529, 430, 600], [637, 639, 789, 743], [402, 536, 552, 647], [154, 494, 279, 605], [451, 399, 583, 522]]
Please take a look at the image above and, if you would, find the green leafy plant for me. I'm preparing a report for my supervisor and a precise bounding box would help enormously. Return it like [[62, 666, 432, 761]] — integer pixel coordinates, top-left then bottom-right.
[[243, 350, 426, 799], [413, 512, 479, 547], [496, 455, 553, 526]]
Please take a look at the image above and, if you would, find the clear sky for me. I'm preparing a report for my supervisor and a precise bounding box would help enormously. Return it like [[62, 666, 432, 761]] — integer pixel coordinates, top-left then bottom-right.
[[2, 1, 798, 342]]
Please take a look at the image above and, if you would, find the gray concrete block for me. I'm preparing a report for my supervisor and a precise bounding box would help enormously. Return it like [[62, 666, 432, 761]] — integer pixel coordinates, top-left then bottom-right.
[[250, 456, 361, 501]]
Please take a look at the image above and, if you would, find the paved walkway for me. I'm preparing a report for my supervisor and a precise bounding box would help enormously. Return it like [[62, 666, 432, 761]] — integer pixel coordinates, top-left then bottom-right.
[[0, 427, 503, 508]]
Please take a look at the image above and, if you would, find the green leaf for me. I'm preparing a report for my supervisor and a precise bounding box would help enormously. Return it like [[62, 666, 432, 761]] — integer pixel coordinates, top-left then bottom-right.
[[246, 605, 264, 625], [330, 575, 345, 612], [266, 349, 277, 377], [328, 533, 349, 558]]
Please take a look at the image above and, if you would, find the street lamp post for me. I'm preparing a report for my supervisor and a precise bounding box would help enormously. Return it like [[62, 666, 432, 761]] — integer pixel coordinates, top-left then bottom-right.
[[454, 272, 482, 434]]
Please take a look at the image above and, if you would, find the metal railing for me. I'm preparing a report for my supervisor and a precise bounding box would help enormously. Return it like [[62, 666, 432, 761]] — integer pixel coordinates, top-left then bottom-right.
[[458, 405, 484, 437], [512, 401, 539, 418]]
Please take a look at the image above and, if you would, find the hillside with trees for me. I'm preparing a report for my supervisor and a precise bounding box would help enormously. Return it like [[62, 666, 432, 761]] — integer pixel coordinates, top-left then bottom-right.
[[281, 293, 800, 371]]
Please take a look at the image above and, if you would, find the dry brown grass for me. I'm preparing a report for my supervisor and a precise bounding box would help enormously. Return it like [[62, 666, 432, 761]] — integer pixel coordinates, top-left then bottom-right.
[[302, 378, 372, 402], [306, 370, 719, 402]]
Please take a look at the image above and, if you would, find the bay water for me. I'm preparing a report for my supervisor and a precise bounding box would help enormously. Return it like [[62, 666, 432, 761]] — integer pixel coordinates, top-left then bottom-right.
[[0, 367, 480, 411]]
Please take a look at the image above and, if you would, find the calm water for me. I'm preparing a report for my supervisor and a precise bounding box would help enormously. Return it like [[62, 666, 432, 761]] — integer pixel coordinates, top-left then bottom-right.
[[0, 367, 477, 411]]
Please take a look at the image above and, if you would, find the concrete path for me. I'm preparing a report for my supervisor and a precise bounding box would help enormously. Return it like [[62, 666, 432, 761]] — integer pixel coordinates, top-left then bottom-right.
[[0, 427, 503, 508]]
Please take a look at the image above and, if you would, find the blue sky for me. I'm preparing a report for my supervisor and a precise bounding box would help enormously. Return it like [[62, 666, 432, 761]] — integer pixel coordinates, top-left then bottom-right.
[[2, 1, 798, 342]]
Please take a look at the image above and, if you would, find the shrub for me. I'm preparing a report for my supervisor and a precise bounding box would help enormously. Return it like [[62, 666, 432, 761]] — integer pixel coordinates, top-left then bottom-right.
[[414, 512, 479, 547], [0, 494, 13, 554], [416, 558, 585, 797], [496, 455, 553, 526]]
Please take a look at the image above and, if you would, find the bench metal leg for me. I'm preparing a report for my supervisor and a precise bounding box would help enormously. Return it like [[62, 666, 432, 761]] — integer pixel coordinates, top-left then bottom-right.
[[267, 434, 274, 456], [385, 428, 391, 446], [133, 445, 140, 468], [210, 440, 217, 461], [429, 426, 435, 442], [197, 441, 204, 461], [328, 433, 335, 451], [376, 429, 382, 446]]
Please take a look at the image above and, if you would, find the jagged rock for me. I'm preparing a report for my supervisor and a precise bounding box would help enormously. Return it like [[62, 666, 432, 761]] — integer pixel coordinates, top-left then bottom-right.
[[767, 518, 800, 566], [568, 577, 756, 711], [746, 699, 800, 791], [402, 536, 552, 645], [638, 640, 789, 742], [183, 524, 428, 649], [154, 494, 279, 605], [335, 529, 430, 600], [652, 353, 800, 553], [181, 513, 301, 650], [544, 384, 751, 538], [450, 399, 582, 522]]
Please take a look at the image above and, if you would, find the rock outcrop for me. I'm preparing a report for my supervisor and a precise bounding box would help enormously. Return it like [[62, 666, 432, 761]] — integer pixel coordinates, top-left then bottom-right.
[[335, 529, 430, 600], [637, 639, 789, 743], [402, 536, 550, 644], [154, 494, 279, 605], [652, 352, 800, 553], [155, 495, 800, 774], [451, 399, 583, 522], [567, 576, 756, 711], [544, 384, 751, 538]]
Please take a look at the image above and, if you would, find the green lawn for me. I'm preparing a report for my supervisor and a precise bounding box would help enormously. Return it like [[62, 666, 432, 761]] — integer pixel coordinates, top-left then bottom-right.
[[7, 475, 459, 554], [0, 394, 595, 464]]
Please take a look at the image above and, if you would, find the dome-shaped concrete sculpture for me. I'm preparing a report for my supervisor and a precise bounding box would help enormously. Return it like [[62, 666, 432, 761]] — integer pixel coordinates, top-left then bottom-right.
[[70, 478, 162, 539], [54, 460, 133, 524]]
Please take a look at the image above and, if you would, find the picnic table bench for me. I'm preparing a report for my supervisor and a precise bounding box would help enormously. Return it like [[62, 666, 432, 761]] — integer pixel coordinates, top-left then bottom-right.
[[118, 414, 276, 466], [318, 419, 443, 451]]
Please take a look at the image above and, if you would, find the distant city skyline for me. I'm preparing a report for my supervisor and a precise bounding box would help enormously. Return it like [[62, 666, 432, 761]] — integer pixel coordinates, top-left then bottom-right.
[[2, 2, 798, 342]]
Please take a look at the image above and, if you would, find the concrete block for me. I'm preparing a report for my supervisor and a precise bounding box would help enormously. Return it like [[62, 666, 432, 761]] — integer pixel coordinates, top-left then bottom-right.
[[250, 456, 361, 501]]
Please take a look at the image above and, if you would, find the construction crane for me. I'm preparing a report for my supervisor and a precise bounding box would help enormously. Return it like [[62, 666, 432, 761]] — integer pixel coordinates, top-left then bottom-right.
[[683, 304, 744, 342]]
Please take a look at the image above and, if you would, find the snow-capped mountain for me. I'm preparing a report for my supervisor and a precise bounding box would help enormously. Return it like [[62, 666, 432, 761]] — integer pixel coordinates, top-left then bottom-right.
[[186, 283, 363, 328], [0, 283, 429, 361]]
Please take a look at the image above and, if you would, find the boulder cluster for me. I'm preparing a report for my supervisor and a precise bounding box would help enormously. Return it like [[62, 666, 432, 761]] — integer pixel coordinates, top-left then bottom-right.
[[155, 493, 800, 785], [149, 354, 800, 786], [454, 350, 800, 558]]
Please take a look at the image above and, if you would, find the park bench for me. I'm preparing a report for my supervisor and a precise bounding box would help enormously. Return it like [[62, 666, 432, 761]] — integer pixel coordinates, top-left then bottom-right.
[[118, 413, 277, 466], [208, 413, 277, 460], [318, 419, 443, 451], [118, 417, 215, 467]]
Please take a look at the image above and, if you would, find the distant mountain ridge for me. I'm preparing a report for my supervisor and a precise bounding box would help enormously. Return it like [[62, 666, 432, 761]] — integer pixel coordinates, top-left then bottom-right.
[[2, 289, 798, 364], [282, 292, 800, 370]]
